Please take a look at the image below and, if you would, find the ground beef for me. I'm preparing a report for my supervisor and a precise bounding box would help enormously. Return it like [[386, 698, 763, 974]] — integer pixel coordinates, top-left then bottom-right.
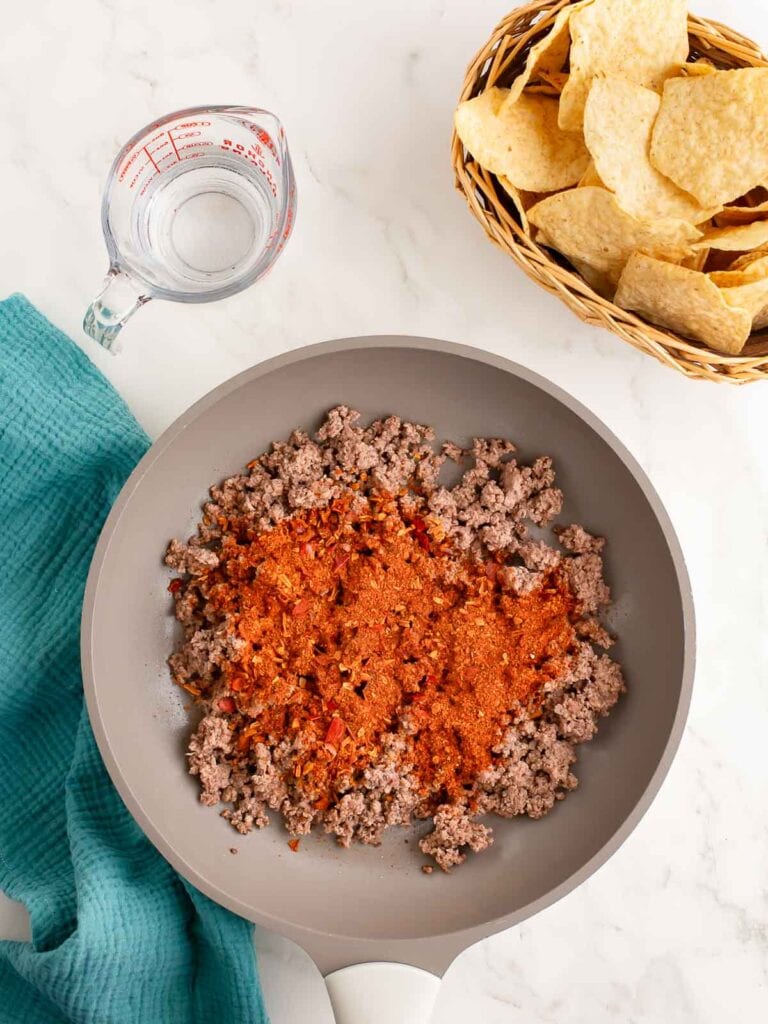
[[576, 616, 613, 649], [166, 538, 220, 575], [188, 715, 233, 805], [442, 440, 465, 462], [555, 523, 605, 555], [166, 407, 626, 872], [419, 805, 494, 871], [517, 539, 562, 572], [561, 552, 611, 614], [497, 565, 544, 596]]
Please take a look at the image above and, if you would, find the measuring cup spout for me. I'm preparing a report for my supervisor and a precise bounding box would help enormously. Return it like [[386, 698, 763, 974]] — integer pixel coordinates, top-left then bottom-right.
[[83, 269, 149, 353]]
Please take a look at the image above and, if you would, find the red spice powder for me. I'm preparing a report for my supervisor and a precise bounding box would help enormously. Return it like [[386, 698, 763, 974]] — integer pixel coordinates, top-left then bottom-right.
[[202, 494, 577, 803]]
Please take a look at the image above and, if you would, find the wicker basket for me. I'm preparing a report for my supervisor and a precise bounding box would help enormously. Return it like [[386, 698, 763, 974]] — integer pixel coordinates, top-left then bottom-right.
[[452, 0, 768, 383]]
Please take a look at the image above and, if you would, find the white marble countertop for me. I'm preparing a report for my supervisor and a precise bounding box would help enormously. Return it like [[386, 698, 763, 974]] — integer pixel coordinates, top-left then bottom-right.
[[2, 0, 767, 1019]]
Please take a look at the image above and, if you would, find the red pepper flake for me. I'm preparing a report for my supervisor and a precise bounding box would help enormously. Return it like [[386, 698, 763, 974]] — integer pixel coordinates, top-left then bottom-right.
[[410, 517, 430, 552], [287, 838, 300, 852], [291, 598, 310, 617], [334, 553, 350, 572], [218, 696, 236, 714], [168, 578, 182, 594], [324, 717, 345, 746]]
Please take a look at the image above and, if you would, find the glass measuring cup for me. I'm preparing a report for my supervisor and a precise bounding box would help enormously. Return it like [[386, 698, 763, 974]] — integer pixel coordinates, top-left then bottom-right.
[[84, 105, 296, 352]]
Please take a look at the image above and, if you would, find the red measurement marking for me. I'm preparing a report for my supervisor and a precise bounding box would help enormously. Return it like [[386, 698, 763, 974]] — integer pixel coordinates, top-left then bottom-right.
[[143, 146, 159, 172], [168, 129, 181, 161]]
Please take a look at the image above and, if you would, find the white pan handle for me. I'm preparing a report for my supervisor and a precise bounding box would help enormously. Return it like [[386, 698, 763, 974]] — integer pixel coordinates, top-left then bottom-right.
[[325, 962, 440, 1024]]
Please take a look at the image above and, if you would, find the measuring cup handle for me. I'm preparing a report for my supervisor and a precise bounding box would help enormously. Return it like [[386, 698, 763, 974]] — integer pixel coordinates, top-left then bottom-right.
[[83, 269, 149, 353]]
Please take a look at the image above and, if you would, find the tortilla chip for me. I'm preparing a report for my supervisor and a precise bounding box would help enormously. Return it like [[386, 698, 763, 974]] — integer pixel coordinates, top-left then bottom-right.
[[569, 258, 616, 300], [681, 60, 717, 77], [714, 204, 768, 227], [753, 305, 768, 330], [714, 187, 768, 226], [730, 248, 768, 272], [454, 88, 589, 191], [719, 278, 768, 316], [692, 220, 768, 252], [709, 254, 768, 287], [538, 70, 569, 93], [497, 176, 547, 230], [583, 77, 717, 223], [525, 84, 562, 97], [528, 187, 701, 283], [681, 249, 710, 272], [504, 2, 587, 107], [615, 252, 752, 354], [650, 69, 768, 207], [578, 161, 606, 188], [559, 0, 689, 132]]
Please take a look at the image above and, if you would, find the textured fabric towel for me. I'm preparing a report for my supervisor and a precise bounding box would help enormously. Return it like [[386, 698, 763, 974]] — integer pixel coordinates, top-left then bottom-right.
[[0, 295, 267, 1023]]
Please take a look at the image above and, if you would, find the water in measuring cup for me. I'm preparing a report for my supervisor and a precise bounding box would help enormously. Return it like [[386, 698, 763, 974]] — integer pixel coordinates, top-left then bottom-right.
[[134, 154, 276, 293], [84, 107, 295, 351]]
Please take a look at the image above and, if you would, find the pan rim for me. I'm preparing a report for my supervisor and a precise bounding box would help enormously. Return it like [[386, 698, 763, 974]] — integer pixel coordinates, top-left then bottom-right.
[[81, 335, 695, 958]]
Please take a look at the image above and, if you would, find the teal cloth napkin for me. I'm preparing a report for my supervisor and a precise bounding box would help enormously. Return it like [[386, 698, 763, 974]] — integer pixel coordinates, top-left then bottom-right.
[[0, 295, 267, 1023]]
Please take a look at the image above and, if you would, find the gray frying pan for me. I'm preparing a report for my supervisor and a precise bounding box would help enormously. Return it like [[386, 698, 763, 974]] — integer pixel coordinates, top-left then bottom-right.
[[81, 337, 695, 1023]]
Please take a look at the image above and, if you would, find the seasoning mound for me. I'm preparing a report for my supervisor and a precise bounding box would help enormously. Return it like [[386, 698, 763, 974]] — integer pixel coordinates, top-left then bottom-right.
[[166, 407, 625, 872]]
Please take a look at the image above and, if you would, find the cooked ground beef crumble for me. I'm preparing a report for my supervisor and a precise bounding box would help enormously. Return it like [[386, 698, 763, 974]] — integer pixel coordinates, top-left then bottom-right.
[[165, 407, 625, 872]]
